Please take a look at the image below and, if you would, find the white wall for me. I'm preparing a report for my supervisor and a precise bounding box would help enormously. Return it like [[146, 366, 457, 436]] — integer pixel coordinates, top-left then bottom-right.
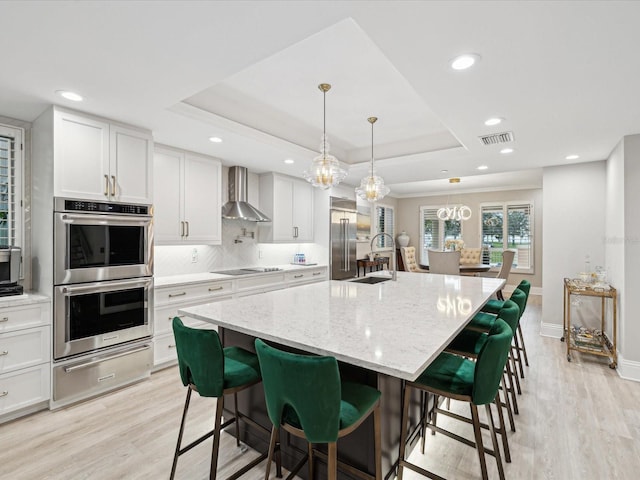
[[541, 161, 606, 338]]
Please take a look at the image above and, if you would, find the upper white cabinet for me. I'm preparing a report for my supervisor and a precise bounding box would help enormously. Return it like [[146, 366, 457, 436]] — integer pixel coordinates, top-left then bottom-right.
[[52, 107, 153, 203], [153, 146, 221, 245], [259, 173, 314, 243]]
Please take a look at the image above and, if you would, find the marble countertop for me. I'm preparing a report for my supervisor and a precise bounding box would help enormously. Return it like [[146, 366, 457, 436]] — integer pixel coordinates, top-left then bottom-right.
[[154, 264, 327, 288], [180, 272, 504, 381], [0, 292, 50, 307]]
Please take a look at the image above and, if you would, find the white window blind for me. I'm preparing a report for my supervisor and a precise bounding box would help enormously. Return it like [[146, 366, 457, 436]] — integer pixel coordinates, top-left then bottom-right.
[[0, 125, 23, 248], [481, 202, 533, 271], [420, 206, 463, 264], [375, 205, 394, 248]]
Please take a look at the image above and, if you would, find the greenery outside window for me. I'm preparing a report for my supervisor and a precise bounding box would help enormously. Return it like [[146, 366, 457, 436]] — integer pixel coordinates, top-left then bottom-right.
[[0, 124, 23, 248], [374, 204, 394, 248], [420, 206, 463, 265], [481, 202, 533, 273]]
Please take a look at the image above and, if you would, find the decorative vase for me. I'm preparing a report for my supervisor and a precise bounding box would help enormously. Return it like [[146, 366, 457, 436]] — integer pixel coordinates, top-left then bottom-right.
[[396, 231, 410, 247]]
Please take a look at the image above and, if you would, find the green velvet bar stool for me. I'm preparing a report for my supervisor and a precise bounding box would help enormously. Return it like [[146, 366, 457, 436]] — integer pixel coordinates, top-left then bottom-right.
[[171, 318, 277, 480], [398, 319, 513, 480], [254, 338, 382, 480], [482, 280, 531, 372], [444, 300, 521, 461]]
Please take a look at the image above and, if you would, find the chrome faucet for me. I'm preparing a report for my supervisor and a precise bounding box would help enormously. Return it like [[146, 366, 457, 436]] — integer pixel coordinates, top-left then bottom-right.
[[370, 233, 397, 281]]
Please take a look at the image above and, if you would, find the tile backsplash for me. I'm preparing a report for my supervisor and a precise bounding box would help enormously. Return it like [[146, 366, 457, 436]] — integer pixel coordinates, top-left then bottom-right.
[[154, 219, 326, 277]]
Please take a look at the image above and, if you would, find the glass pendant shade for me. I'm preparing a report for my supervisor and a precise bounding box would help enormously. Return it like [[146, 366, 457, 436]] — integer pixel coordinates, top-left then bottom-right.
[[303, 84, 347, 189], [356, 116, 390, 202]]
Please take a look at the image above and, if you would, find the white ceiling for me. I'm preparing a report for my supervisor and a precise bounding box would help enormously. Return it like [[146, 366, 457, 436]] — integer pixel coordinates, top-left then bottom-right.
[[2, 1, 639, 197]]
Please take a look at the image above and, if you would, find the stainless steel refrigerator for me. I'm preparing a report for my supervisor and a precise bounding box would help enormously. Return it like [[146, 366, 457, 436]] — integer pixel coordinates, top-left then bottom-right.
[[330, 197, 357, 280]]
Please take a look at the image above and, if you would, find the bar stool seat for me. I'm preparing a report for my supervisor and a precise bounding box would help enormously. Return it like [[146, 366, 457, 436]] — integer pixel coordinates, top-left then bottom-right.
[[255, 338, 382, 480], [171, 317, 278, 480]]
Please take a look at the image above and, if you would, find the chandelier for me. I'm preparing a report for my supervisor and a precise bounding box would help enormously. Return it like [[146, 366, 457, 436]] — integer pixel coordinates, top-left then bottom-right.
[[437, 177, 471, 220], [355, 116, 390, 202], [303, 83, 347, 189]]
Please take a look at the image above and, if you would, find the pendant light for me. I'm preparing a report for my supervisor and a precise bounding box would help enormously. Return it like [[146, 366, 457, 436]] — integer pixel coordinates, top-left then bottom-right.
[[355, 116, 390, 202], [303, 83, 347, 189]]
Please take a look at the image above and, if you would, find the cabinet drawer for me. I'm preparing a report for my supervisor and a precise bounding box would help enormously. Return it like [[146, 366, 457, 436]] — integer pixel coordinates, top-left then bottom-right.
[[154, 295, 232, 336], [0, 326, 50, 374], [0, 304, 50, 333], [153, 321, 218, 367], [286, 268, 327, 285], [52, 343, 152, 406], [0, 364, 50, 416], [236, 273, 285, 293], [155, 280, 233, 306]]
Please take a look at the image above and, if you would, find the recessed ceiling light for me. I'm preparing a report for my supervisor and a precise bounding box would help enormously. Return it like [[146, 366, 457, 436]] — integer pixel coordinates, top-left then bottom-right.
[[56, 90, 83, 102], [565, 154, 580, 160], [284, 158, 295, 164], [450, 54, 480, 70], [209, 137, 222, 143], [484, 117, 503, 126], [477, 165, 488, 170], [500, 148, 514, 154], [441, 169, 448, 173]]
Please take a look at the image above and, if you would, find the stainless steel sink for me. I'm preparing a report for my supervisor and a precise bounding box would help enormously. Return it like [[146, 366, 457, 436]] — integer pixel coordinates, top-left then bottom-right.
[[350, 277, 391, 284]]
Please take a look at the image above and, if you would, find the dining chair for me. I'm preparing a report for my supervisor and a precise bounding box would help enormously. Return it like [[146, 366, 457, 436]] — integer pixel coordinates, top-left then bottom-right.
[[398, 318, 513, 480], [170, 318, 278, 480], [460, 248, 482, 265], [495, 250, 516, 300], [400, 246, 429, 272], [255, 339, 382, 480], [427, 249, 461, 274]]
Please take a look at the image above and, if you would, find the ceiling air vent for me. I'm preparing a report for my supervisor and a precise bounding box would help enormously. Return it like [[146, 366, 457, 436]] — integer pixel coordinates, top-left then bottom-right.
[[479, 131, 514, 145]]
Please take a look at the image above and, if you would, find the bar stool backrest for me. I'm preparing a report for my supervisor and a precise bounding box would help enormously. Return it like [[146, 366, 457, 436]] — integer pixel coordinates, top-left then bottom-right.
[[496, 299, 520, 332], [255, 339, 342, 443], [472, 318, 513, 405], [173, 317, 225, 397], [516, 280, 531, 311]]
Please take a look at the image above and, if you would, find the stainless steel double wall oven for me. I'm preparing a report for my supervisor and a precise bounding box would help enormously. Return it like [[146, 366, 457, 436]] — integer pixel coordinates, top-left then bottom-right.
[[52, 198, 153, 405]]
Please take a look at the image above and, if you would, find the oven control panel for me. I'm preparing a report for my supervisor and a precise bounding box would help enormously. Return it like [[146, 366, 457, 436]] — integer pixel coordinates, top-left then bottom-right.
[[62, 199, 149, 215]]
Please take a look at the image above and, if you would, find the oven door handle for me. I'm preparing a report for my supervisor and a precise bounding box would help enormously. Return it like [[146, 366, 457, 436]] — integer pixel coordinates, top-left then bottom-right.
[[61, 278, 152, 294], [60, 213, 151, 224], [63, 345, 151, 373]]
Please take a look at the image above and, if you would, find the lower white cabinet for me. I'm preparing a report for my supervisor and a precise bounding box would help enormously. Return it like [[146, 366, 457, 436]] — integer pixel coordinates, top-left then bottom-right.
[[0, 298, 51, 421]]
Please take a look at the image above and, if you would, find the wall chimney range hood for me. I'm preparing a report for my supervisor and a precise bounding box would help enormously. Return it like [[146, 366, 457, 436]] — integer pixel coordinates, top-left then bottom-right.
[[222, 166, 271, 222]]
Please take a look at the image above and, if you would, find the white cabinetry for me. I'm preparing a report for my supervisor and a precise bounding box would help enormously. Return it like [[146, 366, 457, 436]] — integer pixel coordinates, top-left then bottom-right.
[[0, 299, 51, 422], [153, 280, 232, 368], [52, 107, 153, 203], [259, 173, 314, 242], [153, 146, 222, 245]]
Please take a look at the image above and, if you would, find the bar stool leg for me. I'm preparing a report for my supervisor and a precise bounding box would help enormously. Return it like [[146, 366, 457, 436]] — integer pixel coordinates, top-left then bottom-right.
[[484, 403, 505, 480], [210, 396, 225, 480], [264, 426, 279, 480], [517, 324, 530, 366], [234, 392, 241, 447], [328, 442, 338, 480], [501, 375, 515, 432], [493, 394, 511, 463], [397, 383, 412, 480], [470, 404, 488, 480], [308, 442, 314, 480], [373, 404, 382, 480], [170, 388, 193, 480]]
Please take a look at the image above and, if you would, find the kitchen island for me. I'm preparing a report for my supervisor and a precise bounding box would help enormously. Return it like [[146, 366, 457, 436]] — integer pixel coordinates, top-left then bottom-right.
[[180, 272, 504, 479]]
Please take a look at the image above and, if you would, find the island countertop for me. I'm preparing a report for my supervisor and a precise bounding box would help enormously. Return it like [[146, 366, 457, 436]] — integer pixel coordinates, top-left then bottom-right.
[[179, 272, 504, 381]]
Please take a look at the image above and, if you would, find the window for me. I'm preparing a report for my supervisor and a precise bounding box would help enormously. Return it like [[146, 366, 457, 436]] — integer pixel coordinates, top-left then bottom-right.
[[0, 124, 23, 247], [374, 205, 394, 248], [420, 207, 462, 264], [481, 202, 533, 272]]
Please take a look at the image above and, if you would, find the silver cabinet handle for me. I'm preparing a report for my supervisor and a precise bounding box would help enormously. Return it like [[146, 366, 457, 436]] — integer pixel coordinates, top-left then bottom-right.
[[169, 315, 185, 321], [208, 286, 223, 292], [111, 175, 117, 197], [0, 351, 8, 356], [0, 317, 8, 323], [180, 221, 185, 237], [64, 345, 150, 373], [0, 391, 8, 398], [312, 272, 322, 276], [294, 274, 303, 279], [104, 174, 109, 196], [168, 292, 187, 298], [168, 344, 176, 349], [293, 226, 299, 238], [185, 221, 190, 237]]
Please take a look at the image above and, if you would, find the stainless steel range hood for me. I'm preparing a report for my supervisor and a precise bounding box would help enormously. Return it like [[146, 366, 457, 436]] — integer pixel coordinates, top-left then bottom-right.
[[222, 166, 271, 222]]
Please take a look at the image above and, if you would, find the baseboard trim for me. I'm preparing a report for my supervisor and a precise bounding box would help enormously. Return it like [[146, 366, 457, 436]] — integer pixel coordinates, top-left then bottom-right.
[[617, 352, 640, 382], [540, 321, 563, 338]]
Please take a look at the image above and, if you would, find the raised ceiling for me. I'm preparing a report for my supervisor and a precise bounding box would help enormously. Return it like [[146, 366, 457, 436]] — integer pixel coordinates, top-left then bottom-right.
[[1, 1, 639, 197]]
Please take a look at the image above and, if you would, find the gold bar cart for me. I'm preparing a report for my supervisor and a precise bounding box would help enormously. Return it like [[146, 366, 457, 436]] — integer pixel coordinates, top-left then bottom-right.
[[562, 278, 617, 368]]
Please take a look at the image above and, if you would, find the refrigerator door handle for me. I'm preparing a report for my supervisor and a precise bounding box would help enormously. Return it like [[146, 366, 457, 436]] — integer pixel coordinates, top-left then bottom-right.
[[341, 218, 349, 271]]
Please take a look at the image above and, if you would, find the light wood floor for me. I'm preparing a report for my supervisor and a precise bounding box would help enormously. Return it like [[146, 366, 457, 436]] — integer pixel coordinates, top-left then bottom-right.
[[2, 297, 639, 480]]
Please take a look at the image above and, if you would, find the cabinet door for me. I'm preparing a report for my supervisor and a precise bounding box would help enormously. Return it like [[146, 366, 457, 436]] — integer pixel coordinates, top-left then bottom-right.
[[54, 110, 110, 200], [110, 125, 153, 204], [182, 154, 221, 244], [272, 175, 295, 241], [153, 148, 184, 244], [292, 179, 314, 242]]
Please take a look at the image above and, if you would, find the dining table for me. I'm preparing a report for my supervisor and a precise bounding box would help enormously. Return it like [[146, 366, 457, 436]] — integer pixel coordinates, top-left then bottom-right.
[[419, 263, 492, 274], [179, 271, 505, 479]]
